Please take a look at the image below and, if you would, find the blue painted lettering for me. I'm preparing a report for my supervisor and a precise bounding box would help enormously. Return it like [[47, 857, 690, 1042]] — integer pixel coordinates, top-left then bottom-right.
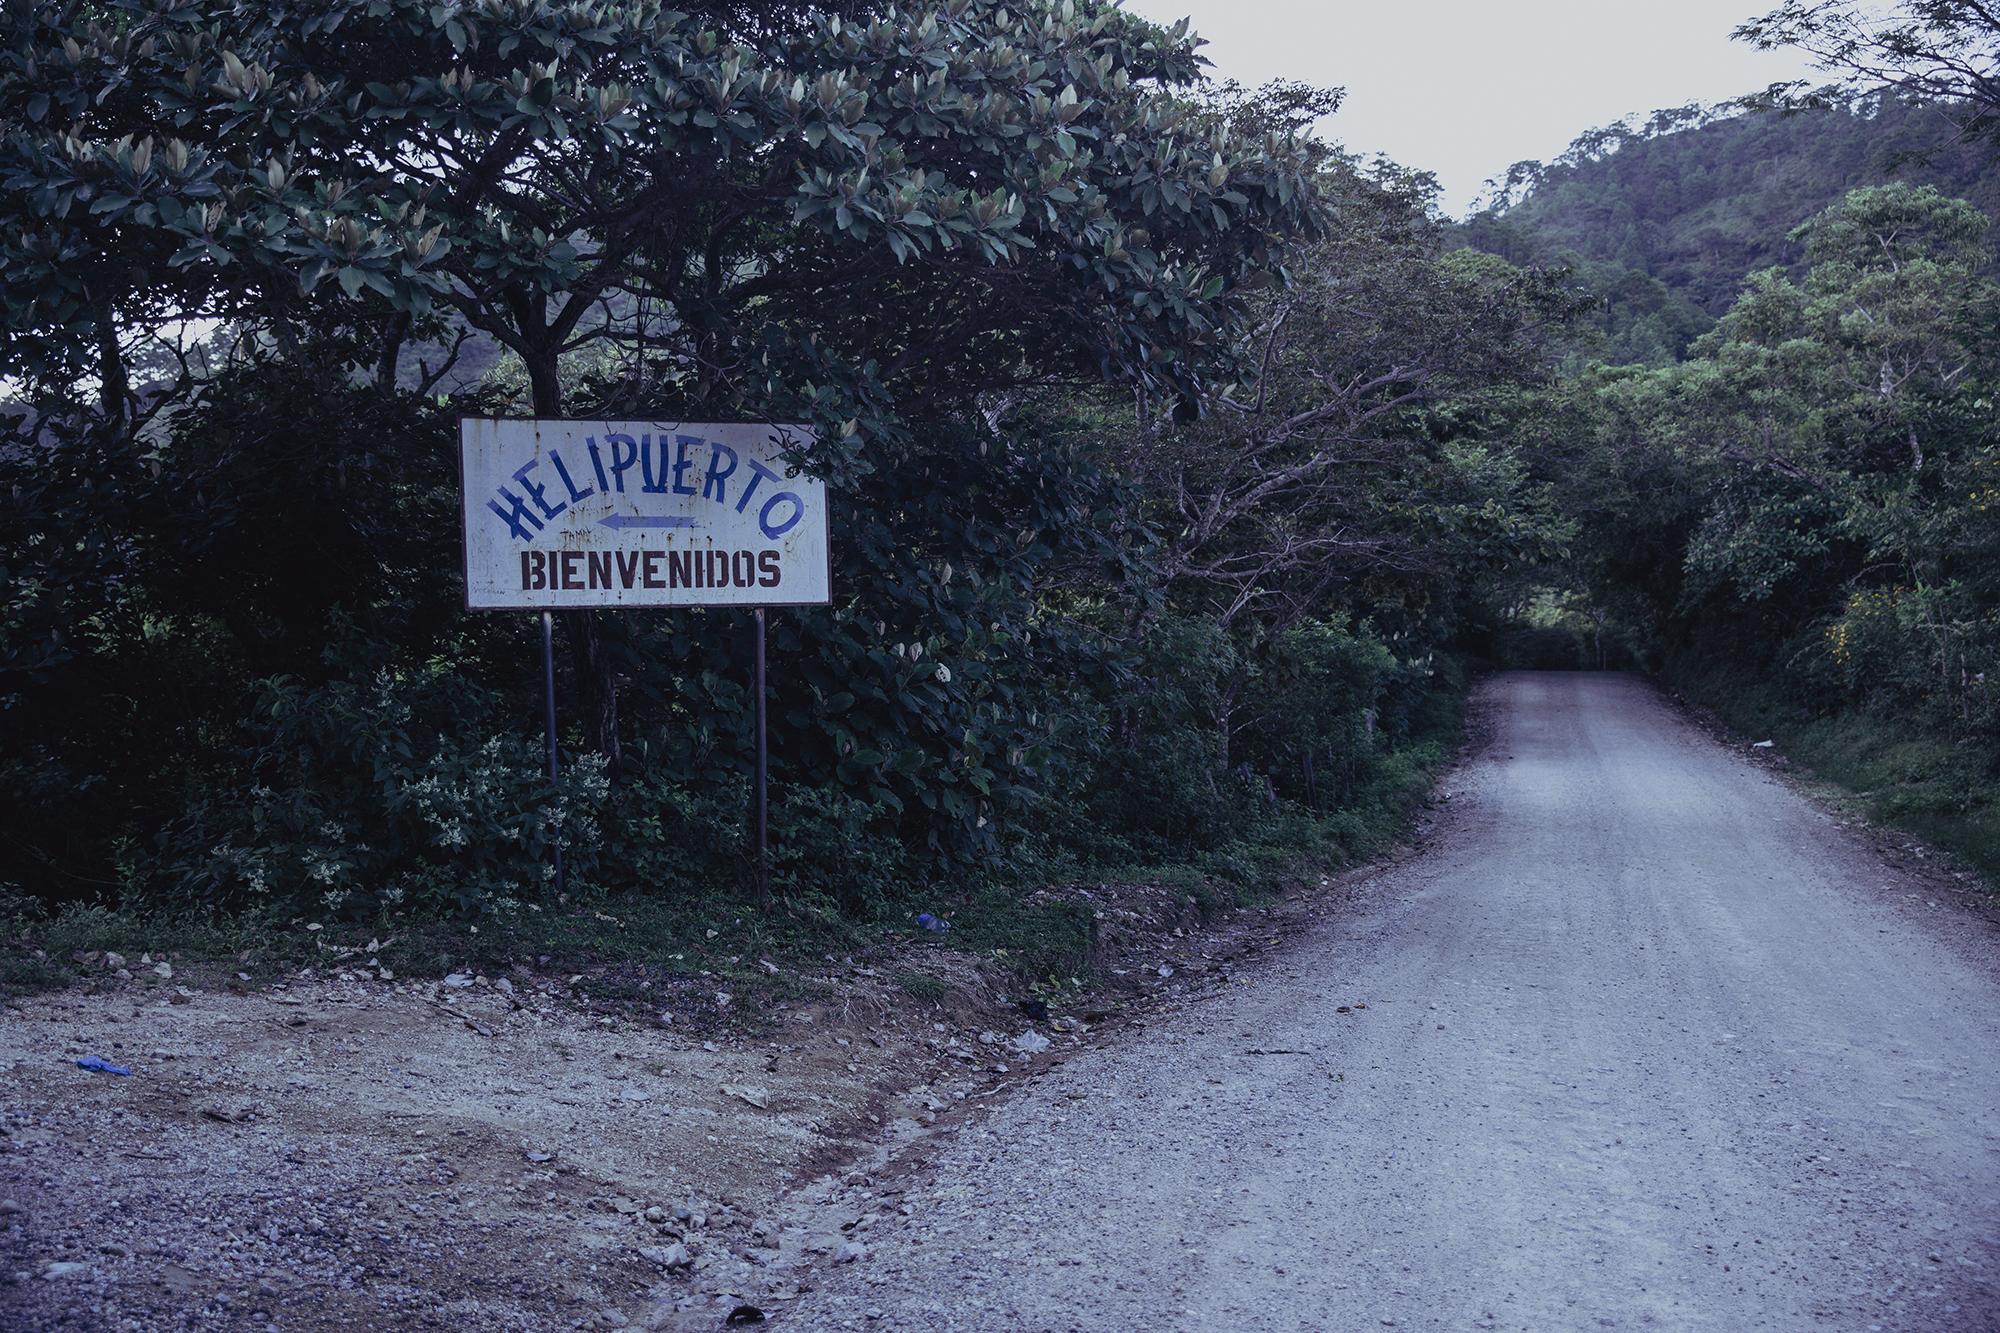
[[550, 449, 595, 504], [672, 435, 701, 496], [759, 491, 804, 539], [702, 443, 738, 502], [736, 457, 780, 513], [514, 459, 565, 521], [486, 488, 544, 541], [639, 434, 669, 494], [606, 434, 640, 492]]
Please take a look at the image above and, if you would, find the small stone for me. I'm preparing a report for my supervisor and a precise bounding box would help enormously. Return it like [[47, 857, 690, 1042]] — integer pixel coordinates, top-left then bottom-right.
[[151, 961, 173, 980], [202, 1101, 257, 1124], [833, 1241, 868, 1265], [42, 1262, 93, 1280], [442, 973, 474, 988], [171, 986, 194, 1005], [639, 1243, 691, 1270], [0, 1200, 22, 1216], [102, 952, 126, 970], [721, 1084, 770, 1109]]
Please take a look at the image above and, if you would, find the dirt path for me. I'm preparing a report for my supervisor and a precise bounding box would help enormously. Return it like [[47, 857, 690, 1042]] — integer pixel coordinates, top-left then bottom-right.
[[0, 954, 951, 1331], [785, 672, 2000, 1331]]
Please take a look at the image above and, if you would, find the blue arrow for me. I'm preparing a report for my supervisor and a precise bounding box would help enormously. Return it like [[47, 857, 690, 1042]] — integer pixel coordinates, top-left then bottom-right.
[[599, 514, 697, 530]]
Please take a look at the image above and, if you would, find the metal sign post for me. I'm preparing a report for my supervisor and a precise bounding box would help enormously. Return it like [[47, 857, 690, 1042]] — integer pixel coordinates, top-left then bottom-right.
[[540, 610, 564, 896], [753, 607, 769, 904], [459, 418, 830, 901]]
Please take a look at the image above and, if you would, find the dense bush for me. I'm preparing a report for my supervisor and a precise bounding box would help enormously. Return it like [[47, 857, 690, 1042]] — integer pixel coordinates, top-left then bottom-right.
[[147, 658, 612, 919]]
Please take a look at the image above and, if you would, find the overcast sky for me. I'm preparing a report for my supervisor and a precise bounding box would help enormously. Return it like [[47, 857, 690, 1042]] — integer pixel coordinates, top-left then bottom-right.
[[1125, 0, 1826, 215]]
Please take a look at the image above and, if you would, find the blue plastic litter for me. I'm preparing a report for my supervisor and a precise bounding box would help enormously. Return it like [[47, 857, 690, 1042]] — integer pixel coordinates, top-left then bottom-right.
[[916, 913, 950, 934], [75, 1055, 131, 1076]]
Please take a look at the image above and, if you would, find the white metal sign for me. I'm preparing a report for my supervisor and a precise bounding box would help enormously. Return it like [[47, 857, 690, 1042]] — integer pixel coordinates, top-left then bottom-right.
[[459, 418, 830, 609]]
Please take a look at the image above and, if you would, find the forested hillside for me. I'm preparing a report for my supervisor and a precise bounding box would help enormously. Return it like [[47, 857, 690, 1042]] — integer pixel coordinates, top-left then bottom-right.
[[1461, 97, 2000, 361]]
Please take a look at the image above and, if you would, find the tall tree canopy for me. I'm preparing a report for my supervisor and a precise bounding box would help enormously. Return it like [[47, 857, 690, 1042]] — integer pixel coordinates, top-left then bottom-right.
[[0, 0, 1326, 771]]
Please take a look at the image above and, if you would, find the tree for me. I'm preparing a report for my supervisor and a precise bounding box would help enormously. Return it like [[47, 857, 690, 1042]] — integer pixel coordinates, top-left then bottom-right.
[[0, 0, 1326, 771], [1540, 182, 2000, 739], [1119, 161, 1569, 759], [1738, 1, 2000, 149]]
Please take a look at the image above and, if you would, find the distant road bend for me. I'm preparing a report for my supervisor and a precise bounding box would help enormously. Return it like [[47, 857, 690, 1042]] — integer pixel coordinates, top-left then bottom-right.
[[793, 672, 2000, 1331]]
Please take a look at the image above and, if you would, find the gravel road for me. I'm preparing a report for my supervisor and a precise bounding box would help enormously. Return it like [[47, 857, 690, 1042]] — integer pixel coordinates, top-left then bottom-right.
[[788, 672, 2000, 1331]]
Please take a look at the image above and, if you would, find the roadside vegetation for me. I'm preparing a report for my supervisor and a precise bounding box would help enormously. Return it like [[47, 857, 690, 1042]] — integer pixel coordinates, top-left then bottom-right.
[[0, 0, 1540, 995], [3, 0, 1997, 1005], [1463, 2, 2000, 887]]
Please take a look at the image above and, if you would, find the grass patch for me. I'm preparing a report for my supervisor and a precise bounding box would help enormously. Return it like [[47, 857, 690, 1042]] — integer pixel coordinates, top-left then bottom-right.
[[0, 884, 872, 1012], [892, 969, 948, 1003], [944, 884, 1097, 989]]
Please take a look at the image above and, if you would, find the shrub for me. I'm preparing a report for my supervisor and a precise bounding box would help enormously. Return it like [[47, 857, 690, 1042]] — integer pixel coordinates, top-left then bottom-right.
[[147, 661, 608, 920]]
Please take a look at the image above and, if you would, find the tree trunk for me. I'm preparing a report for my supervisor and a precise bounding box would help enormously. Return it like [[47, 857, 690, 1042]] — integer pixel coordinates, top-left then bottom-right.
[[525, 343, 623, 778], [94, 287, 129, 434], [376, 312, 410, 393]]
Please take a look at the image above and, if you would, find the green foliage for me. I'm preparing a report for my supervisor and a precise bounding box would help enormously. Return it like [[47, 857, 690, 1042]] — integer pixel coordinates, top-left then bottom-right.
[[1739, 2, 2000, 150], [149, 659, 612, 919], [1531, 174, 2000, 885], [0, 0, 1325, 418], [0, 7, 1524, 948], [1236, 619, 1395, 805], [1480, 591, 1634, 671]]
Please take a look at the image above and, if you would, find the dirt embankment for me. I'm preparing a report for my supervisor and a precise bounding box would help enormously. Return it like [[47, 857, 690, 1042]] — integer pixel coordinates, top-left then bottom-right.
[[0, 863, 1386, 1331]]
